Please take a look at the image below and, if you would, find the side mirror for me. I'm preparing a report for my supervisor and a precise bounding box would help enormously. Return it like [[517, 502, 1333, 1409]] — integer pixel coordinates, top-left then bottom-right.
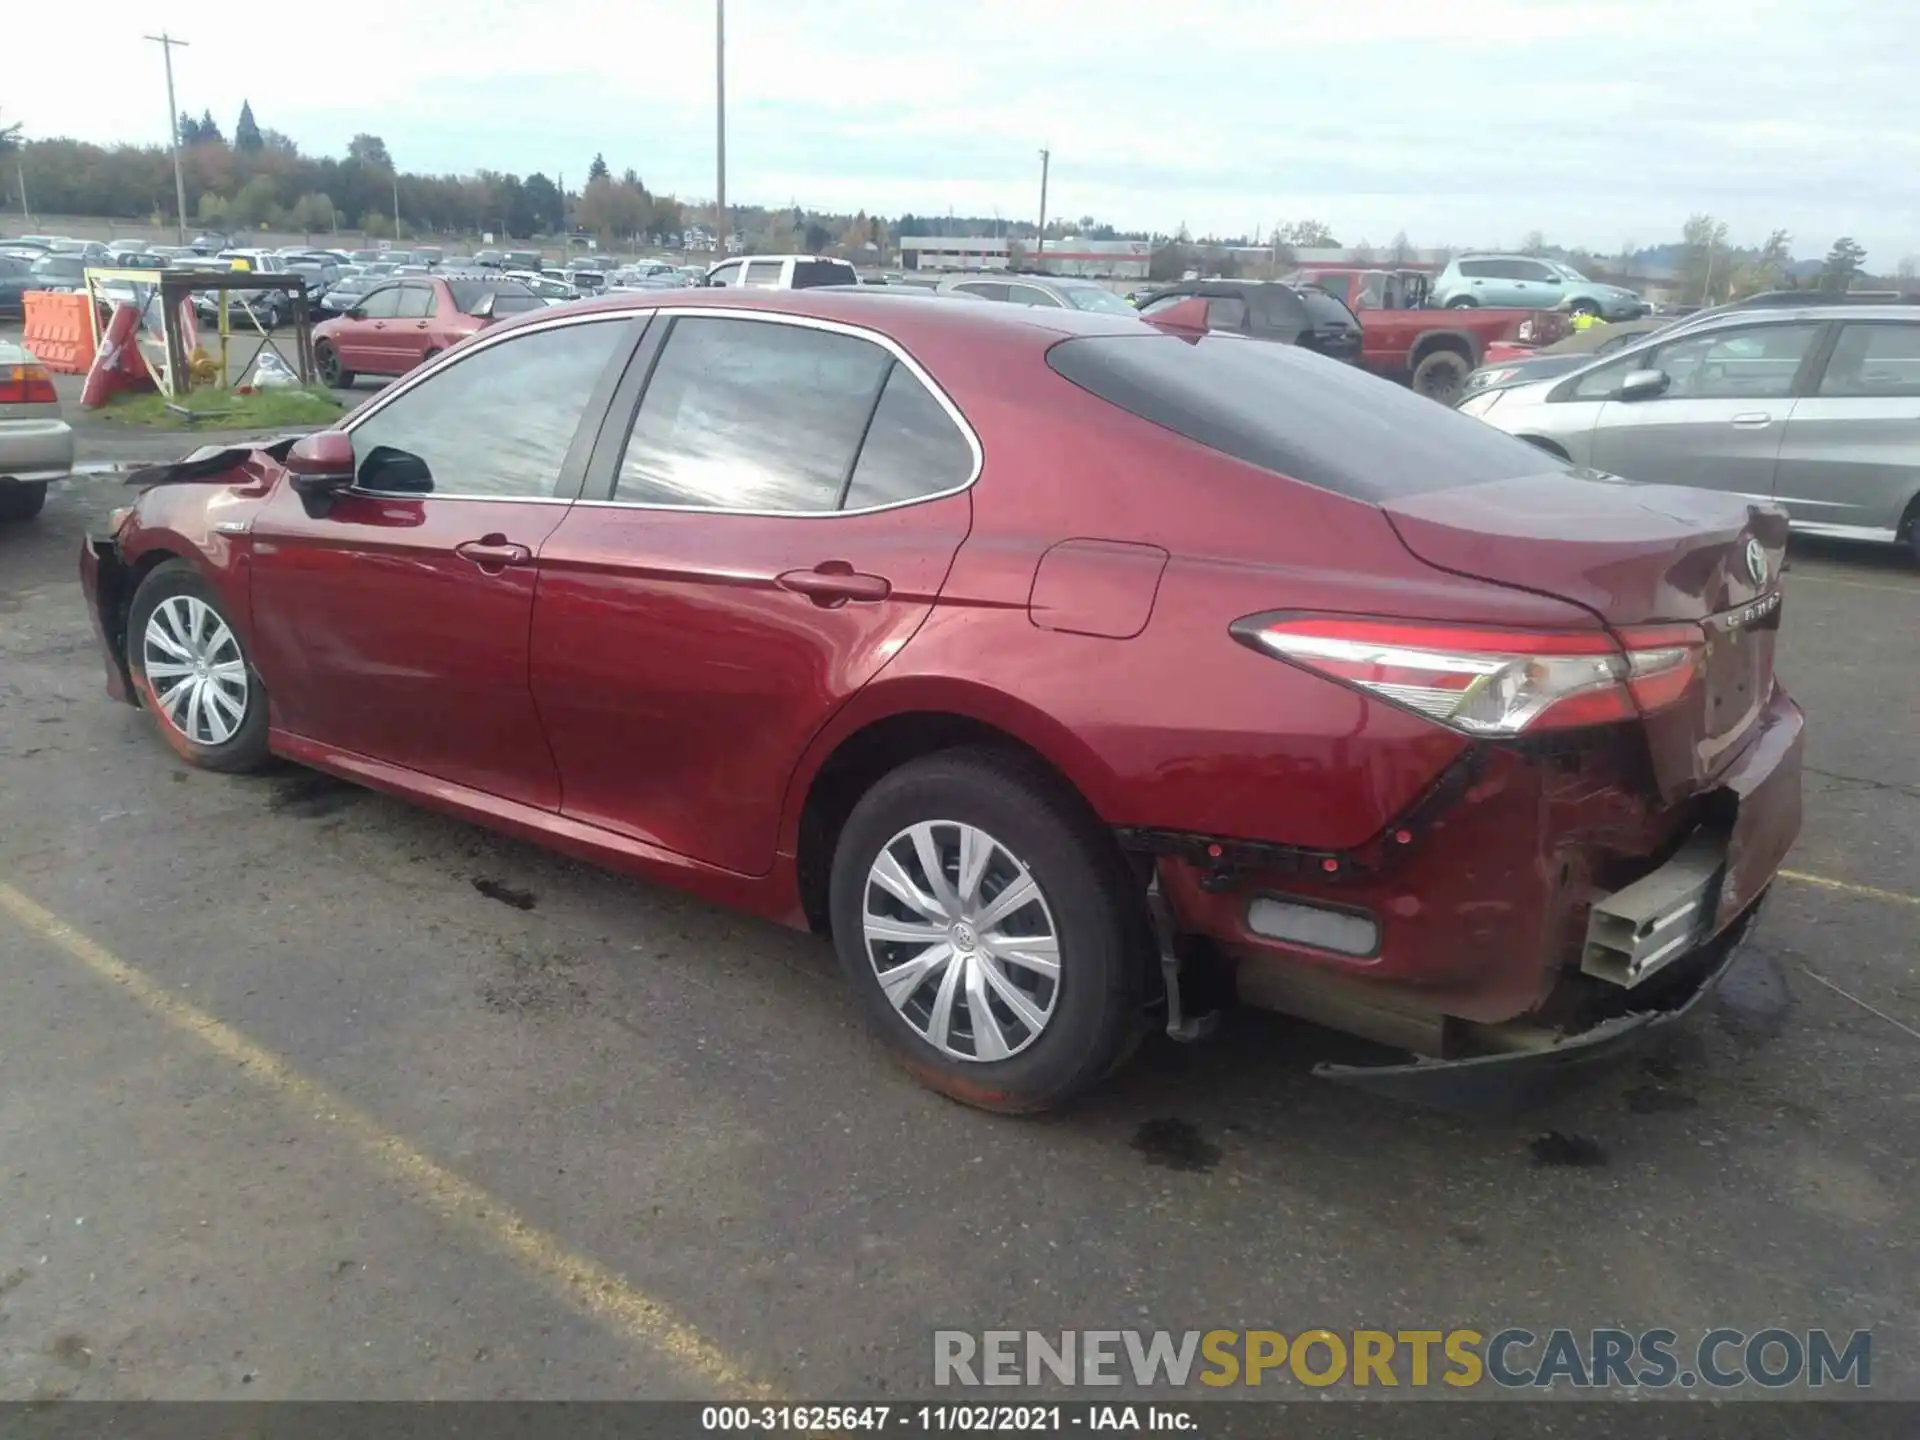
[[1619, 368, 1671, 402], [284, 431, 356, 513], [346, 306, 366, 320]]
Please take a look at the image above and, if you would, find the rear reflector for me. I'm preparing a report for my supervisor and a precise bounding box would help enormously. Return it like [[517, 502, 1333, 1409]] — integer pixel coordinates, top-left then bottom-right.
[[1232, 613, 1705, 737], [0, 362, 57, 405], [1247, 896, 1380, 957]]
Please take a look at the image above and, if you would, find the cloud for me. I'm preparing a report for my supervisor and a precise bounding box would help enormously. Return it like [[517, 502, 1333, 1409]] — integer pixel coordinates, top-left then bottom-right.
[[12, 0, 1919, 260]]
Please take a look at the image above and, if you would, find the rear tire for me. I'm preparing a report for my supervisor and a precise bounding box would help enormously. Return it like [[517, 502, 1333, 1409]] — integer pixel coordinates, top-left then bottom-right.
[[126, 560, 272, 773], [829, 748, 1148, 1113], [1411, 348, 1472, 405], [0, 481, 48, 523], [316, 341, 353, 388]]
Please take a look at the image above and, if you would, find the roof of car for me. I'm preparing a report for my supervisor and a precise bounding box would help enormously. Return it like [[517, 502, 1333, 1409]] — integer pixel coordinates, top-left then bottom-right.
[[1670, 303, 1920, 329], [491, 283, 1150, 343]]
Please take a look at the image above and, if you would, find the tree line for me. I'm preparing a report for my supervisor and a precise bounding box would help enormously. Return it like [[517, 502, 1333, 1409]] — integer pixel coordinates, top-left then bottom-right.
[[0, 104, 686, 244]]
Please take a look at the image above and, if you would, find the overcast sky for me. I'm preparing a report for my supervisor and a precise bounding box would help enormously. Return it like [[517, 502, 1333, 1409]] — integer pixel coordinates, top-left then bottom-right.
[[12, 0, 1919, 262]]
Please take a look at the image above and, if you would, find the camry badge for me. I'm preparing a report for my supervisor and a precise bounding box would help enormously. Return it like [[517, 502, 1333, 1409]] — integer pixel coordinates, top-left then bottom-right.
[[1744, 537, 1768, 587]]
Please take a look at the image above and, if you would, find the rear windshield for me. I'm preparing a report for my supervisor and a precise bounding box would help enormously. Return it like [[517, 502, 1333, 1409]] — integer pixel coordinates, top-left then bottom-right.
[[1046, 333, 1558, 502], [793, 259, 858, 289], [447, 279, 541, 316]]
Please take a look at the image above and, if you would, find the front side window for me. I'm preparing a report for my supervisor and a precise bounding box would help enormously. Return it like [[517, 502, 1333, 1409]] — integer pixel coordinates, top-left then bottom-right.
[[1203, 296, 1249, 332], [616, 317, 896, 511], [1649, 322, 1820, 400], [356, 285, 402, 319], [706, 262, 743, 288], [348, 319, 630, 498], [1817, 322, 1920, 397]]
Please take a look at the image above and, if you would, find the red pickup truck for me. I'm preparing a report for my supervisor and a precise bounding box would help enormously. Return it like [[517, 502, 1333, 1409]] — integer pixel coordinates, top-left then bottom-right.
[[1295, 269, 1565, 404]]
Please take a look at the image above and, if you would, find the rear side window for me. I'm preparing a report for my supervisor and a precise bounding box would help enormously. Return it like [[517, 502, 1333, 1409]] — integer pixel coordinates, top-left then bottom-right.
[[616, 317, 893, 511], [843, 364, 975, 509], [741, 260, 784, 288], [1046, 333, 1560, 501], [1456, 260, 1499, 278], [1818, 322, 1920, 397], [954, 281, 1011, 302], [396, 284, 434, 319], [793, 260, 857, 289]]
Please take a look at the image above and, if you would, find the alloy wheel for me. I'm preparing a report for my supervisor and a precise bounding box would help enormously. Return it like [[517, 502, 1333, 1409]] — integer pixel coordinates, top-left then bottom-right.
[[862, 820, 1061, 1062], [142, 595, 249, 746]]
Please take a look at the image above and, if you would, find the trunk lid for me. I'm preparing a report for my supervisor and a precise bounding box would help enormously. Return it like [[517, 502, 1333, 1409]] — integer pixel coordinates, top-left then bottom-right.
[[1382, 471, 1789, 798]]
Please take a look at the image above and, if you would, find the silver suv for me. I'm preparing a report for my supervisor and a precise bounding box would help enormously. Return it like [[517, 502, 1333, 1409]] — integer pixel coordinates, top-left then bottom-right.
[[1457, 305, 1920, 557]]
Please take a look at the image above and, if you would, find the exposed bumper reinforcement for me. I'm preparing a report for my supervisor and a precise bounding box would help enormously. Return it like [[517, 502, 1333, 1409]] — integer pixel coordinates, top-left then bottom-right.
[[1316, 894, 1767, 1116]]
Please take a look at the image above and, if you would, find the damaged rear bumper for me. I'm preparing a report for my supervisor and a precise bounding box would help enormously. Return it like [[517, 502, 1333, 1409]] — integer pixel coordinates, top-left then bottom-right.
[[79, 531, 136, 704], [1317, 894, 1766, 1114]]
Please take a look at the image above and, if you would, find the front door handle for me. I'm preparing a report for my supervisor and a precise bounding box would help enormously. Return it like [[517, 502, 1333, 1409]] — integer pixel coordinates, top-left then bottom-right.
[[776, 562, 892, 607], [1730, 412, 1773, 428], [455, 535, 533, 572]]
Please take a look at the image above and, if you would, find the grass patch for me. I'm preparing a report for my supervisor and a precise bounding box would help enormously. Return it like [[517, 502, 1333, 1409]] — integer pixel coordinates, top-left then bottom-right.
[[95, 386, 344, 431]]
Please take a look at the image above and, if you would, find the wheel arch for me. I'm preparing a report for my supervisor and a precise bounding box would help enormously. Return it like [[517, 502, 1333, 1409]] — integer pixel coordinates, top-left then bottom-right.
[[1410, 329, 1480, 369], [782, 679, 1125, 935]]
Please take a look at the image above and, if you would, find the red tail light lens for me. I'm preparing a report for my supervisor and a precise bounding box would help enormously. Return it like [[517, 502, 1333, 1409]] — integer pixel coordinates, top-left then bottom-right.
[[0, 362, 58, 405], [1232, 614, 1705, 736]]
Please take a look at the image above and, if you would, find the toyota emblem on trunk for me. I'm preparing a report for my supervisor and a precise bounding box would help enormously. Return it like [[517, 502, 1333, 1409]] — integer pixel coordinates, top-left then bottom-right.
[[1744, 537, 1768, 586]]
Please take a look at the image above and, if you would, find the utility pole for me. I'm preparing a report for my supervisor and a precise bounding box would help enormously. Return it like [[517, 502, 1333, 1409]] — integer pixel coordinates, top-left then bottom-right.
[[392, 172, 401, 241], [714, 0, 728, 259], [144, 32, 191, 245], [14, 150, 29, 227], [1035, 148, 1050, 269]]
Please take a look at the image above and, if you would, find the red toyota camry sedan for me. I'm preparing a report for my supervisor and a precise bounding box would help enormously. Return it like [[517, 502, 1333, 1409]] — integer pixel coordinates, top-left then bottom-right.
[[78, 288, 1803, 1113]]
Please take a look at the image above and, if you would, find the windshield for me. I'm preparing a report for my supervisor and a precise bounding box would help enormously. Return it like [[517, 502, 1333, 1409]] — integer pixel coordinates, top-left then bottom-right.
[[1063, 284, 1136, 315]]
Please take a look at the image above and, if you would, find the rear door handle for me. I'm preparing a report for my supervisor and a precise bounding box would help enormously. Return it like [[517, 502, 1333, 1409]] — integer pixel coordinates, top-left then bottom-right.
[[455, 535, 533, 572], [1731, 413, 1773, 428], [776, 563, 892, 606]]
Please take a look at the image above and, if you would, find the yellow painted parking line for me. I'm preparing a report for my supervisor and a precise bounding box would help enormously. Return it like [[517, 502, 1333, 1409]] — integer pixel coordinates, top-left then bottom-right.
[[1780, 870, 1920, 908], [0, 881, 776, 1401], [1787, 573, 1920, 597]]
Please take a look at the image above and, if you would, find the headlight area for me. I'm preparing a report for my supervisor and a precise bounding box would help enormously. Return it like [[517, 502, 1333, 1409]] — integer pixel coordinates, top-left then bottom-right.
[[1454, 387, 1505, 417]]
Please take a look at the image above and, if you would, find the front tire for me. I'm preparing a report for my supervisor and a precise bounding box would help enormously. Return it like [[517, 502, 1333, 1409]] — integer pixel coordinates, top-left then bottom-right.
[[1446, 295, 1477, 308], [1569, 298, 1602, 319], [829, 749, 1147, 1113], [316, 341, 353, 388], [126, 560, 271, 773], [0, 480, 47, 523]]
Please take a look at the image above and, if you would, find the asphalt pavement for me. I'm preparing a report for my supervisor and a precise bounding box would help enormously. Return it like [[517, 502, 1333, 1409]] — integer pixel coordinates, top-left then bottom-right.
[[0, 475, 1915, 1410]]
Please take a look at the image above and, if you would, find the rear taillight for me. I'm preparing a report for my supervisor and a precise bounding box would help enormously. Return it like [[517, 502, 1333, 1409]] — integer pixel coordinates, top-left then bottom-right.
[[0, 362, 57, 405], [1231, 614, 1705, 737]]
